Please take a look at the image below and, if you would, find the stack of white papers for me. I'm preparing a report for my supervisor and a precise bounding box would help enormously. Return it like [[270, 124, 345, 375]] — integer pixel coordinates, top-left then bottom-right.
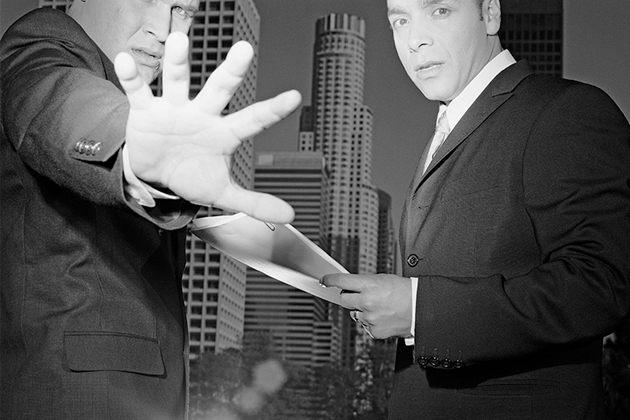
[[190, 213, 347, 305]]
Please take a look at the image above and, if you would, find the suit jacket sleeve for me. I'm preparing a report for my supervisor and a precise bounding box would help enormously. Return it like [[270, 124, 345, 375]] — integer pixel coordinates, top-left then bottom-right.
[[0, 9, 197, 229], [413, 81, 630, 365]]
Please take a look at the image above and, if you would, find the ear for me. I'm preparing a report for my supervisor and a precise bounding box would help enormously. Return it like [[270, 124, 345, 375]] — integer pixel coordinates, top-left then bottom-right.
[[484, 0, 501, 36]]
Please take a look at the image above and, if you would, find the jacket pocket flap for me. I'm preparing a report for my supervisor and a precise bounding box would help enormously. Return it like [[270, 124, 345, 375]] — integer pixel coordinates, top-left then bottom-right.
[[64, 331, 164, 376]]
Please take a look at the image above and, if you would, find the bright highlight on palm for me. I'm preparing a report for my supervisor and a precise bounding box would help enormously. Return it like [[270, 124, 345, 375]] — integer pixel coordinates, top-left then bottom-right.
[[114, 32, 302, 223]]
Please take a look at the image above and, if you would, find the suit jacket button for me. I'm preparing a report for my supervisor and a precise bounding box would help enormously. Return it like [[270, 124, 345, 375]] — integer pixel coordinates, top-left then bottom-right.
[[441, 358, 452, 369], [429, 356, 440, 367], [454, 359, 464, 368], [418, 356, 428, 368], [407, 254, 420, 267]]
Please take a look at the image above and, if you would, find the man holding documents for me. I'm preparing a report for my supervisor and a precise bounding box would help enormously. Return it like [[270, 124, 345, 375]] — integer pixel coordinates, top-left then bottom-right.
[[321, 0, 630, 418], [0, 1, 299, 418]]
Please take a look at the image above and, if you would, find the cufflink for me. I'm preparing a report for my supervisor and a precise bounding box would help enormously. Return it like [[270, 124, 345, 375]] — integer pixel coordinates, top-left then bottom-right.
[[74, 139, 102, 156]]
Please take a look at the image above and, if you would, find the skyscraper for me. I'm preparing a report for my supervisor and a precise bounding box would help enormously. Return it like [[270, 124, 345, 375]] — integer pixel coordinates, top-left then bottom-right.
[[299, 13, 380, 366], [377, 189, 398, 275], [38, 0, 262, 357], [299, 13, 379, 276], [499, 0, 563, 77], [244, 152, 340, 370], [181, 0, 260, 357]]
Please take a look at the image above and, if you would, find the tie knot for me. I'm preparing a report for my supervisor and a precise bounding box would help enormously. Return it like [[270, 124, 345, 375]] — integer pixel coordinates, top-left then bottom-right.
[[422, 110, 451, 173], [436, 111, 450, 136]]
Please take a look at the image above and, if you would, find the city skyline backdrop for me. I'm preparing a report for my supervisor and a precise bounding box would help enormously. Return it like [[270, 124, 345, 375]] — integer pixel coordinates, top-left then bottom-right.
[[2, 0, 629, 231]]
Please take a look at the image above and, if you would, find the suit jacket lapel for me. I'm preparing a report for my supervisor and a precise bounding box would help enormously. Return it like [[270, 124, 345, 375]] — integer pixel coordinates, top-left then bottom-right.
[[401, 62, 534, 258], [413, 61, 534, 195]]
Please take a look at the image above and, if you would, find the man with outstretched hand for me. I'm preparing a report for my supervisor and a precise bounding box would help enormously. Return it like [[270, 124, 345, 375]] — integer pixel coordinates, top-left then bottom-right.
[[0, 1, 300, 419]]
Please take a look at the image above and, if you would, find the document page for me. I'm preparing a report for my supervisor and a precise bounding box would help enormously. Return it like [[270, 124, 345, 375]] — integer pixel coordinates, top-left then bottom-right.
[[191, 213, 346, 305]]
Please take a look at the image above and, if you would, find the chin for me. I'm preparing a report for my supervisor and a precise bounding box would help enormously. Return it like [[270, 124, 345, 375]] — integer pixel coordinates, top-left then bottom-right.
[[139, 71, 159, 85], [416, 86, 441, 102], [416, 85, 455, 103]]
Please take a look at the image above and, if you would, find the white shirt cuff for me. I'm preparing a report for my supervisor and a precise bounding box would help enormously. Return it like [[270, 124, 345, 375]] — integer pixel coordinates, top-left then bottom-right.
[[122, 145, 178, 207], [405, 277, 418, 346]]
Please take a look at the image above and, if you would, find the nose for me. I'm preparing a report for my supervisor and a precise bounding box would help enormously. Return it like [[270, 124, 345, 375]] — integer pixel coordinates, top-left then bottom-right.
[[407, 23, 431, 53], [142, 4, 172, 43]]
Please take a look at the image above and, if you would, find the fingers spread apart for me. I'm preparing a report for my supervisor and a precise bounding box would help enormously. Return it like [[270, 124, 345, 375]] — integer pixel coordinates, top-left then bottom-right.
[[196, 41, 255, 115], [115, 52, 154, 110], [211, 185, 295, 225], [224, 90, 302, 140], [162, 32, 191, 105]]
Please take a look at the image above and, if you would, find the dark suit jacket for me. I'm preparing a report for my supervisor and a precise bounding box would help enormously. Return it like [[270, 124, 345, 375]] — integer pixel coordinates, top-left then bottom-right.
[[1, 9, 198, 419], [390, 61, 630, 419]]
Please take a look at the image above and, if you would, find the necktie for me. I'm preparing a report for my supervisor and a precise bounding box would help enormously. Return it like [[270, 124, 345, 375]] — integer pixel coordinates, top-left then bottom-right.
[[423, 111, 450, 173]]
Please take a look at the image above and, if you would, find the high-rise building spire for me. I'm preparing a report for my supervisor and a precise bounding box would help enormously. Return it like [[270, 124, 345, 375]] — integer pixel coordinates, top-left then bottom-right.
[[300, 13, 379, 278]]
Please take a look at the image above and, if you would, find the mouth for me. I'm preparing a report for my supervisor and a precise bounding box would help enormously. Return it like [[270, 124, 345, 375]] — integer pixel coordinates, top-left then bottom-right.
[[132, 48, 162, 69], [414, 61, 443, 73]]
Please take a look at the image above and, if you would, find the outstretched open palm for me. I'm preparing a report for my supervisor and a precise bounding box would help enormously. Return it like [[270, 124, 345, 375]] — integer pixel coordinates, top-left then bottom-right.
[[115, 32, 301, 223]]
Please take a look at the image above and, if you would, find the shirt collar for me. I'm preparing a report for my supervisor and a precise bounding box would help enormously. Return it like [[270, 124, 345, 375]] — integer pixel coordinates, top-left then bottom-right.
[[441, 50, 517, 130]]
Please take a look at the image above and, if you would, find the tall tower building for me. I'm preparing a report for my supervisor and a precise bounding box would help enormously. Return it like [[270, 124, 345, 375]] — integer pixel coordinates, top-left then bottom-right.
[[377, 189, 398, 276], [299, 13, 380, 366], [39, 0, 262, 357], [181, 0, 260, 357], [299, 13, 379, 277], [499, 0, 563, 77], [244, 152, 340, 370]]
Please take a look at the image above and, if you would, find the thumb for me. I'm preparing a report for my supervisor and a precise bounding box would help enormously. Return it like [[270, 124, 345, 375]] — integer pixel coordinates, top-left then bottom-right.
[[212, 185, 295, 224]]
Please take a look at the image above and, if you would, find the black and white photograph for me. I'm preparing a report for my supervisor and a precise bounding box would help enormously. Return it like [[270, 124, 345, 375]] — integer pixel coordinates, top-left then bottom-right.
[[1, 1, 629, 419]]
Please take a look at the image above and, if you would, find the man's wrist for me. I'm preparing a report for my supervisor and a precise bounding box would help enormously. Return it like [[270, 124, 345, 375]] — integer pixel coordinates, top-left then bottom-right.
[[122, 145, 178, 206]]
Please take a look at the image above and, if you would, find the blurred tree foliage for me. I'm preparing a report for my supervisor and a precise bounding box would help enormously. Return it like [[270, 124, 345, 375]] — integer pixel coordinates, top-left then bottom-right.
[[189, 323, 630, 420], [189, 332, 300, 420], [189, 331, 396, 420]]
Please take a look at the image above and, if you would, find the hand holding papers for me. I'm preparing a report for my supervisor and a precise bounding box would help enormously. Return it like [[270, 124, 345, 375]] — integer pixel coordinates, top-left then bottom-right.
[[191, 213, 347, 305]]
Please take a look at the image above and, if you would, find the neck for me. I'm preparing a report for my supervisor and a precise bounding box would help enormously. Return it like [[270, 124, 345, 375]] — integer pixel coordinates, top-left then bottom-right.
[[67, 2, 86, 23], [488, 37, 504, 63]]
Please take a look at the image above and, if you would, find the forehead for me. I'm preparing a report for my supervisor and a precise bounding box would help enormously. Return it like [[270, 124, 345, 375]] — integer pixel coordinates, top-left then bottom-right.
[[92, 0, 200, 14]]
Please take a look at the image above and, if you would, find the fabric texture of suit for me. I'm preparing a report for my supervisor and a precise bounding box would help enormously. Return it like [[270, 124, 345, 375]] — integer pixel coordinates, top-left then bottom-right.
[[1, 9, 198, 419], [390, 61, 630, 419]]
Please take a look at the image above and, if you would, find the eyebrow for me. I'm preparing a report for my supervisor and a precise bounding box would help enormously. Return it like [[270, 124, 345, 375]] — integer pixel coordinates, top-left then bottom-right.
[[387, 6, 406, 17], [388, 0, 459, 16], [184, 2, 200, 14], [172, 0, 200, 14]]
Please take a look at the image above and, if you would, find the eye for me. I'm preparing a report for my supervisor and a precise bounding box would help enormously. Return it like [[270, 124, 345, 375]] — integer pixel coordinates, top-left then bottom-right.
[[390, 17, 409, 30], [432, 8, 451, 18], [173, 6, 194, 20]]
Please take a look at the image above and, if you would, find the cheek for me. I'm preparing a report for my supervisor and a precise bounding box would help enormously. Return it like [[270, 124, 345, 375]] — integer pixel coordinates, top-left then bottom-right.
[[126, 27, 146, 45], [393, 39, 405, 59], [393, 43, 411, 70], [172, 19, 193, 34], [109, 20, 141, 48]]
